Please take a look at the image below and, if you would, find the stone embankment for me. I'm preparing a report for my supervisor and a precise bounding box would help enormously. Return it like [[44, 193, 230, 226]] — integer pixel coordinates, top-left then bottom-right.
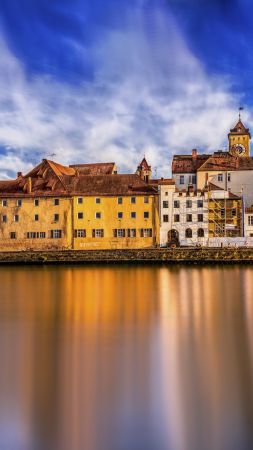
[[0, 248, 253, 264]]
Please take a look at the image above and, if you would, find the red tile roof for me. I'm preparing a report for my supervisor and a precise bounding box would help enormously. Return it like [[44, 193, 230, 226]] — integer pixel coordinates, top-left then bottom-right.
[[229, 119, 251, 137], [197, 152, 239, 172], [0, 160, 157, 197], [172, 153, 209, 174], [137, 157, 151, 171], [69, 162, 116, 175]]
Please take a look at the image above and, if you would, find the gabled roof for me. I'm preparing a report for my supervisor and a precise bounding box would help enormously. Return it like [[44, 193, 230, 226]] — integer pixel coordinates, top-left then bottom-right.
[[69, 162, 116, 175], [229, 119, 251, 137], [172, 154, 209, 174], [197, 152, 239, 172]]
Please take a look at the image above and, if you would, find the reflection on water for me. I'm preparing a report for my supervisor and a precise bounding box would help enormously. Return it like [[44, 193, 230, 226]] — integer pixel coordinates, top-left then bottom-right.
[[0, 265, 253, 450]]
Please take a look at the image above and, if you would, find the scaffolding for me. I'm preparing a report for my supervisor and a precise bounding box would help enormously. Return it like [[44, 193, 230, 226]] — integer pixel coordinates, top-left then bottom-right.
[[208, 188, 242, 238]]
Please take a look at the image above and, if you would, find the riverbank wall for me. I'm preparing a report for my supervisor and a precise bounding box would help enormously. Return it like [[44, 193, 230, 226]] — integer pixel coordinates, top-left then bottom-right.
[[1, 248, 253, 264]]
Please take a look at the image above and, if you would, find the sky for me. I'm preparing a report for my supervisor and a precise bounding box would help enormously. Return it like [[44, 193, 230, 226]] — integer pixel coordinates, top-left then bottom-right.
[[0, 0, 252, 178]]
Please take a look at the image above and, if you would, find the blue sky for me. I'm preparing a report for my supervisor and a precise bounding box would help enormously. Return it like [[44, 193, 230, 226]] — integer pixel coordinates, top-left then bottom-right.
[[0, 0, 252, 178]]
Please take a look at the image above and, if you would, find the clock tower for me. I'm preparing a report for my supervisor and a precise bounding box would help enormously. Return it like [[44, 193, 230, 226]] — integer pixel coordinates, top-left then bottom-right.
[[228, 114, 251, 157]]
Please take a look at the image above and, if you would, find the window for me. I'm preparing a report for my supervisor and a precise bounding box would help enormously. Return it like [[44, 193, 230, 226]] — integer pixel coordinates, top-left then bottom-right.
[[131, 197, 136, 204], [2, 215, 7, 223], [39, 232, 46, 239], [174, 214, 180, 223], [95, 198, 101, 204], [27, 232, 37, 239], [144, 196, 149, 204], [131, 212, 136, 219], [2, 200, 7, 207], [95, 212, 101, 219], [163, 201, 169, 208], [54, 199, 59, 206], [127, 229, 136, 237], [34, 199, 39, 206], [118, 197, 123, 204], [74, 229, 86, 238], [174, 200, 180, 208], [186, 200, 192, 208], [248, 216, 253, 226], [34, 214, 39, 221], [197, 228, 205, 238], [221, 209, 225, 218], [14, 215, 19, 222], [165, 192, 168, 196], [218, 173, 223, 182], [51, 230, 62, 239], [10, 232, 16, 239], [192, 175, 197, 184], [227, 173, 231, 182], [163, 215, 169, 223], [54, 214, 59, 222], [198, 214, 203, 222], [140, 228, 152, 237], [144, 212, 149, 219], [92, 229, 104, 238], [186, 214, 192, 222], [185, 228, 192, 238], [118, 212, 123, 219], [179, 175, 184, 185], [197, 200, 203, 208], [17, 199, 22, 207], [77, 212, 83, 219], [77, 197, 83, 204], [114, 229, 125, 238], [231, 209, 236, 217]]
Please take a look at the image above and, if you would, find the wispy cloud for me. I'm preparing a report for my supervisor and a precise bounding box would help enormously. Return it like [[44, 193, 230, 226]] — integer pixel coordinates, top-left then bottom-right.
[[0, 5, 249, 179]]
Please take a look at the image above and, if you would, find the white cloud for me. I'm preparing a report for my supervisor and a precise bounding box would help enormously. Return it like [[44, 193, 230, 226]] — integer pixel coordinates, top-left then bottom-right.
[[0, 6, 249, 179]]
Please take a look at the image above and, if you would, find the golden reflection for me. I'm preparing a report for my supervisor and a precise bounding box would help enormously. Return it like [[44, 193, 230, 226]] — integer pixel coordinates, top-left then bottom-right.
[[0, 266, 252, 450]]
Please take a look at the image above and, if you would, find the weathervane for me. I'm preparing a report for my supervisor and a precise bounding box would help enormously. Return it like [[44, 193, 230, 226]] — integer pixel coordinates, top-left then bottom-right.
[[239, 106, 244, 120]]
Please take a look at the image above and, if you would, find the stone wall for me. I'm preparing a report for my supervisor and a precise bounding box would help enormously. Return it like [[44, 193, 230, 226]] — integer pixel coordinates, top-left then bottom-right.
[[0, 248, 253, 264]]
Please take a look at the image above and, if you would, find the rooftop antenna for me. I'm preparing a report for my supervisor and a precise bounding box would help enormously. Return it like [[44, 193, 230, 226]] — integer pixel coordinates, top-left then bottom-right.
[[239, 106, 244, 120]]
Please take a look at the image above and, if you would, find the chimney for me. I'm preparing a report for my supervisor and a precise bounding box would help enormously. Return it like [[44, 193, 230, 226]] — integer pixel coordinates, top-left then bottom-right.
[[27, 177, 32, 194], [17, 172, 22, 178], [192, 149, 197, 159]]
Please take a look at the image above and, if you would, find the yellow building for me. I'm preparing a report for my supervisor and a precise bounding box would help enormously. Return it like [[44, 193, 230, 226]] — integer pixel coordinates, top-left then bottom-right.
[[72, 174, 159, 249], [0, 159, 159, 251]]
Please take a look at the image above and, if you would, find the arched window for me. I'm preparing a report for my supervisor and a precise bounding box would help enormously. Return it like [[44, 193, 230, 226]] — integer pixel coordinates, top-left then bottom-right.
[[185, 228, 192, 238], [197, 228, 205, 238]]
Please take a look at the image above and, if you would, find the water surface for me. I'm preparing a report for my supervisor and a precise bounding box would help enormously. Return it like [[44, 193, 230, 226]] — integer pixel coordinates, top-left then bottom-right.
[[0, 265, 253, 450]]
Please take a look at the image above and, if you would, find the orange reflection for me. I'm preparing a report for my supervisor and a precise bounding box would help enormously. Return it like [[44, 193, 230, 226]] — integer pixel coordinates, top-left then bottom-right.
[[0, 265, 252, 450]]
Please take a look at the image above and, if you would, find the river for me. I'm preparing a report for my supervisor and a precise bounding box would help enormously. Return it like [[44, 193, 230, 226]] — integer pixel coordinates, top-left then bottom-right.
[[0, 265, 252, 450]]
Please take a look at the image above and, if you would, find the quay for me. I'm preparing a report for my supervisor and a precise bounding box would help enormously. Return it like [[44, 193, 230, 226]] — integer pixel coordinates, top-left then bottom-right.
[[1, 248, 253, 264]]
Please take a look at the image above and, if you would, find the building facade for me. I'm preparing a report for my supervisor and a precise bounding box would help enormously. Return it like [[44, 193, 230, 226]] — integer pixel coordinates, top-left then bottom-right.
[[0, 159, 160, 251]]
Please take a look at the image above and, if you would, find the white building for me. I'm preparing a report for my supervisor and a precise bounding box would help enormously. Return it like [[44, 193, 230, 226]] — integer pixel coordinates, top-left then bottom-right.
[[171, 188, 209, 246], [158, 179, 175, 246], [158, 180, 209, 246]]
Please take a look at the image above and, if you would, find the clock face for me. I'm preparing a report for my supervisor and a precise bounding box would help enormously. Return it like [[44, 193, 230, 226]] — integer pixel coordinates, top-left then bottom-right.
[[232, 143, 246, 155]]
